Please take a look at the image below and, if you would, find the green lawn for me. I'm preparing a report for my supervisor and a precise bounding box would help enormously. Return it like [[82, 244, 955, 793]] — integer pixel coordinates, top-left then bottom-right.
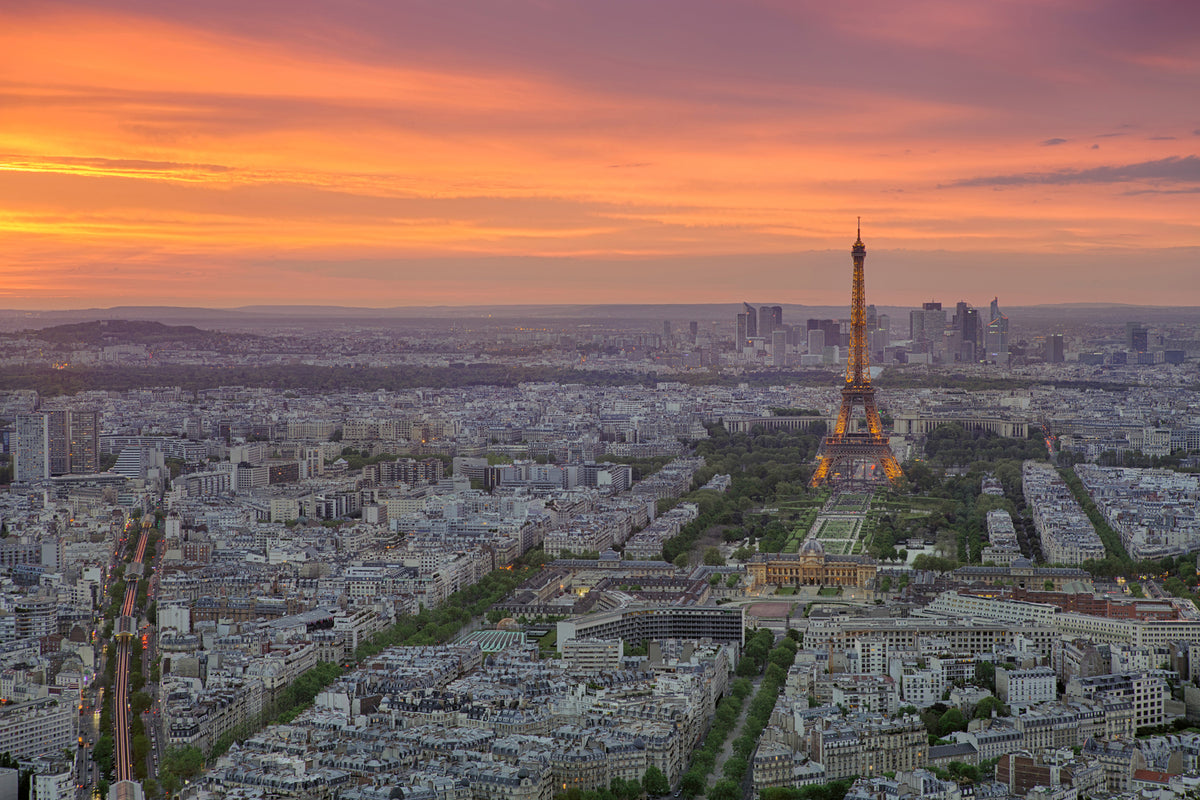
[[816, 519, 858, 539]]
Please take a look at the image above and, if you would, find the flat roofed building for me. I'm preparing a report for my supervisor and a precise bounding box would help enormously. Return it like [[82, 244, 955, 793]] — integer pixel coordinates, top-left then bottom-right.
[[557, 605, 744, 652]]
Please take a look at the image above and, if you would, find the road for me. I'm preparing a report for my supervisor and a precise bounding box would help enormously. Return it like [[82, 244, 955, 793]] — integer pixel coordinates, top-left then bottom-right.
[[113, 515, 153, 785]]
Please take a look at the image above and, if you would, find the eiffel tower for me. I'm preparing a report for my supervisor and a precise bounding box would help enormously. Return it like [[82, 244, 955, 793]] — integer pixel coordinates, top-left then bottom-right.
[[810, 221, 903, 487]]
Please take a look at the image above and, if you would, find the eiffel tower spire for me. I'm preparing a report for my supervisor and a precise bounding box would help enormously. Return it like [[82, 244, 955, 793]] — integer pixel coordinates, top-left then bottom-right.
[[811, 224, 902, 487]]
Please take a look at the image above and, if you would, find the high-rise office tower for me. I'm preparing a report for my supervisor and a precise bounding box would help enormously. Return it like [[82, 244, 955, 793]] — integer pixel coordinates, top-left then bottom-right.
[[953, 301, 979, 362], [663, 320, 671, 339], [758, 306, 775, 339], [909, 302, 946, 347], [807, 329, 826, 355], [689, 321, 698, 341], [758, 305, 782, 339], [1047, 334, 1065, 363], [909, 309, 925, 342], [14, 413, 50, 482], [1126, 322, 1148, 353], [807, 318, 841, 349], [742, 302, 757, 340], [985, 298, 1010, 365], [736, 313, 749, 348], [771, 330, 787, 367]]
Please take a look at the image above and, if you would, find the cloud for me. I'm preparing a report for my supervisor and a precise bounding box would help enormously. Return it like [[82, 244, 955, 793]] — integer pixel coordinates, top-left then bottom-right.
[[947, 155, 1200, 188], [0, 154, 233, 172], [1041, 137, 1069, 146], [1123, 187, 1200, 196], [1148, 136, 1176, 140]]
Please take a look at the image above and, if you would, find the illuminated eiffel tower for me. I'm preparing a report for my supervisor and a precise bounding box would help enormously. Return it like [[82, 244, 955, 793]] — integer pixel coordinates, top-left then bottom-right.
[[810, 221, 903, 487]]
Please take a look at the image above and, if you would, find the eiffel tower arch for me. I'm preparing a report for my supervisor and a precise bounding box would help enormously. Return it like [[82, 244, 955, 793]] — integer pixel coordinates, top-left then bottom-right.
[[811, 222, 903, 488]]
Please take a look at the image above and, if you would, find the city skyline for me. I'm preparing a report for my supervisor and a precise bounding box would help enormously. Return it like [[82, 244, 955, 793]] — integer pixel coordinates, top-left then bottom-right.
[[2, 1, 1199, 309]]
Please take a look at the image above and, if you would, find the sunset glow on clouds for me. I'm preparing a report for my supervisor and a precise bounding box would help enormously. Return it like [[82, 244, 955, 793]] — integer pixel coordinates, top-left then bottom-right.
[[2, 0, 1198, 308]]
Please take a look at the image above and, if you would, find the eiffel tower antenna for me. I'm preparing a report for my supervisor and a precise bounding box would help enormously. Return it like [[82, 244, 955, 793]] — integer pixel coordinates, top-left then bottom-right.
[[811, 224, 902, 487]]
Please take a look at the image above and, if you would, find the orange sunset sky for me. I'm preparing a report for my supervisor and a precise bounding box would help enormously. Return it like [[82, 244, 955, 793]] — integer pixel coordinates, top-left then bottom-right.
[[2, 0, 1198, 309]]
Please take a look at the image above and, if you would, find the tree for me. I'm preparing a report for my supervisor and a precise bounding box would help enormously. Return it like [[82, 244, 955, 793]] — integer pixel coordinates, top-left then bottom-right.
[[974, 696, 1009, 719], [679, 770, 706, 799], [975, 661, 996, 693], [709, 779, 742, 800], [723, 755, 749, 781], [703, 547, 725, 566], [938, 707, 969, 736], [643, 766, 670, 797]]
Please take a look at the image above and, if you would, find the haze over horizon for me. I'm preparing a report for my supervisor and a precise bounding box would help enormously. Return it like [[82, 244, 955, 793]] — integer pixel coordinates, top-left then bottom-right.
[[3, 1, 1199, 310]]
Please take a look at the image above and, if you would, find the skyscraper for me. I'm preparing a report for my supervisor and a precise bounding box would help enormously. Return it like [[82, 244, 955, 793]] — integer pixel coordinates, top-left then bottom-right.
[[742, 302, 757, 340], [909, 302, 944, 341], [1126, 322, 1148, 353], [807, 318, 841, 348], [758, 305, 782, 340], [807, 329, 826, 355], [758, 306, 774, 339], [985, 297, 1010, 365], [771, 329, 787, 367], [14, 413, 50, 483], [1047, 334, 1064, 363], [43, 409, 100, 475], [954, 301, 980, 362], [47, 409, 70, 476], [70, 410, 100, 474]]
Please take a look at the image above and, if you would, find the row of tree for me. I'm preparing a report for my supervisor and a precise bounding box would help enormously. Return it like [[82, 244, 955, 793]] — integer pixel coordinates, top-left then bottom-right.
[[676, 630, 771, 798], [720, 636, 799, 790]]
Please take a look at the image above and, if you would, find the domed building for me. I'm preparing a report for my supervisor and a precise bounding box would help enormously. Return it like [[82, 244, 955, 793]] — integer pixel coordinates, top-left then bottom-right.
[[799, 538, 825, 557], [746, 538, 877, 589]]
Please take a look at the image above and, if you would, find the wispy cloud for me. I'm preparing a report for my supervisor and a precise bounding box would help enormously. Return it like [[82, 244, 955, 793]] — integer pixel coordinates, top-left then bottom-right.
[[1041, 137, 1068, 146], [947, 155, 1200, 188]]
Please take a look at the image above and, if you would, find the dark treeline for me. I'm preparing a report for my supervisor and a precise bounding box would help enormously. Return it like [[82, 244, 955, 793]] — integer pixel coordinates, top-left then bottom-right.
[[922, 423, 1049, 468], [0, 363, 1132, 397]]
